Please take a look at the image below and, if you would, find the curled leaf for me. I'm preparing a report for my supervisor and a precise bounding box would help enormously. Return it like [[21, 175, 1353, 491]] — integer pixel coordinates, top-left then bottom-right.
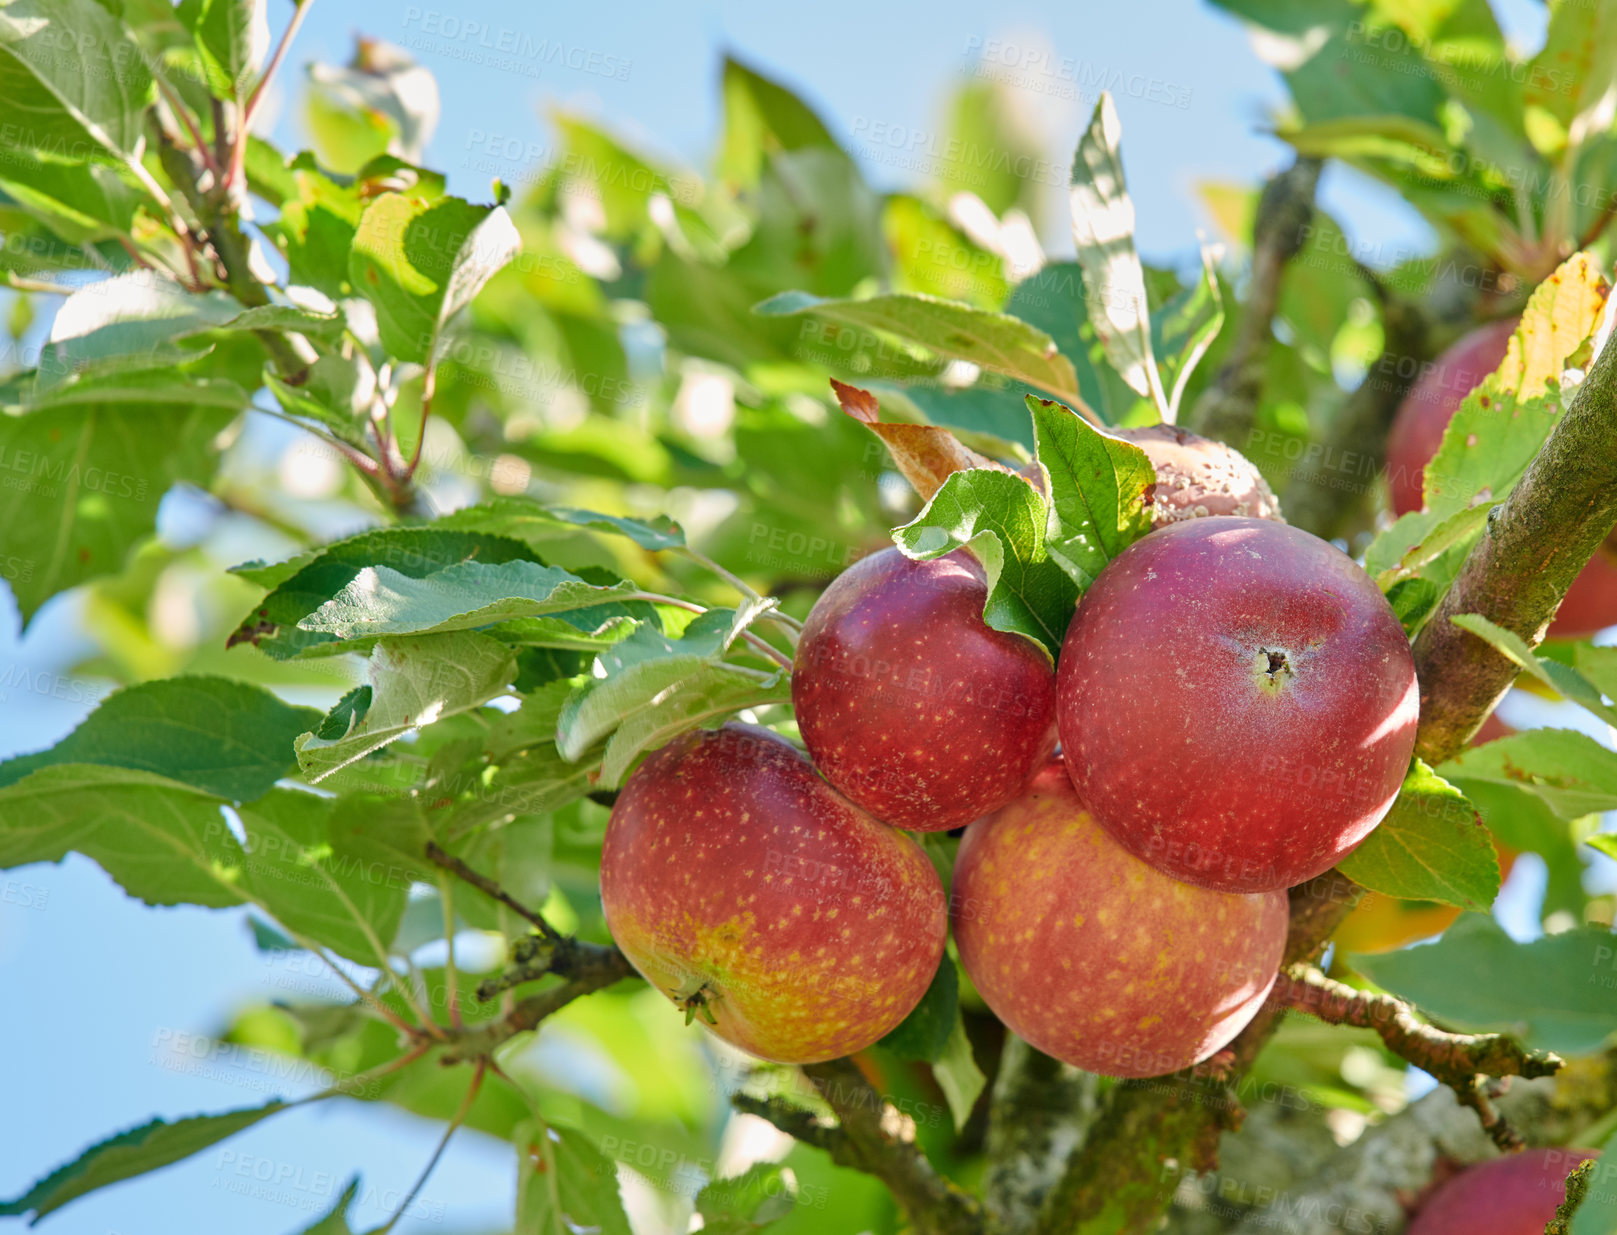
[[831, 379, 1016, 500]]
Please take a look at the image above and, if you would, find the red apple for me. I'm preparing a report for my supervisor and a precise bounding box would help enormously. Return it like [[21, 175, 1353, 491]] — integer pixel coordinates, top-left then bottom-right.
[[1407, 1147, 1600, 1235], [1058, 516, 1419, 893], [792, 546, 1058, 831], [600, 723, 946, 1064], [951, 759, 1288, 1077], [1116, 424, 1283, 526], [1385, 317, 1617, 637]]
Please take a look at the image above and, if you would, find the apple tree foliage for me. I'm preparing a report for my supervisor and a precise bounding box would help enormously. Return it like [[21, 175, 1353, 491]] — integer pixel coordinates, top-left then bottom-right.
[[0, 0, 1614, 1232]]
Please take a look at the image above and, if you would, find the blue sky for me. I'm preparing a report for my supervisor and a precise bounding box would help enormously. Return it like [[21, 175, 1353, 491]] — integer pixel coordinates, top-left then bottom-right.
[[0, 1, 1566, 1232]]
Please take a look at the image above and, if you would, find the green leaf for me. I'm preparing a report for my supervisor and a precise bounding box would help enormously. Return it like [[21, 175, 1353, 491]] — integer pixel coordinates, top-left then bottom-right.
[[0, 1100, 288, 1221], [1353, 915, 1617, 1055], [431, 496, 687, 553], [270, 156, 364, 298], [229, 526, 543, 659], [553, 114, 717, 250], [696, 1163, 799, 1235], [515, 1120, 633, 1235], [0, 676, 319, 801], [298, 1175, 361, 1235], [264, 354, 371, 446], [316, 685, 372, 741], [1152, 243, 1225, 422], [298, 559, 641, 640], [892, 468, 1077, 657], [0, 152, 140, 244], [432, 744, 597, 841], [217, 303, 344, 340], [293, 633, 517, 782], [878, 955, 959, 1062], [932, 1015, 986, 1132], [557, 613, 791, 788], [720, 55, 847, 190], [1568, 644, 1617, 700], [1028, 396, 1155, 592], [349, 193, 520, 365], [1369, 503, 1497, 601], [936, 78, 1046, 219], [1525, 0, 1617, 156], [304, 46, 439, 175], [1280, 115, 1470, 182], [754, 289, 1084, 406], [0, 765, 247, 908], [543, 507, 685, 551], [1588, 833, 1617, 862], [1441, 728, 1617, 819], [36, 273, 240, 388], [1068, 93, 1162, 411], [1449, 614, 1617, 727], [0, 0, 154, 159], [600, 665, 790, 790], [885, 194, 1009, 309], [1453, 775, 1588, 921], [22, 368, 251, 412], [238, 789, 408, 966], [192, 0, 267, 99], [0, 400, 232, 624], [1336, 760, 1500, 910]]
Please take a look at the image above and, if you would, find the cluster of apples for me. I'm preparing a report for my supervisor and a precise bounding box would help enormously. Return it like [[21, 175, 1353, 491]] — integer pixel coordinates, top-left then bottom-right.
[[600, 425, 1426, 1077]]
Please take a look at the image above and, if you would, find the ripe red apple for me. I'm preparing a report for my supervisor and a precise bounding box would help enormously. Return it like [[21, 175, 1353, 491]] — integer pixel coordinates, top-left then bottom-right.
[[600, 723, 947, 1064], [1385, 317, 1617, 637], [792, 546, 1058, 831], [1407, 1147, 1600, 1235], [951, 759, 1288, 1077], [1058, 516, 1419, 894], [1116, 424, 1283, 525]]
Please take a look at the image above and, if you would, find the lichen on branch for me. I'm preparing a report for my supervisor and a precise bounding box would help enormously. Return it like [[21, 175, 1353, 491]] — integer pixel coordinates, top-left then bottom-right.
[[1273, 963, 1562, 1150]]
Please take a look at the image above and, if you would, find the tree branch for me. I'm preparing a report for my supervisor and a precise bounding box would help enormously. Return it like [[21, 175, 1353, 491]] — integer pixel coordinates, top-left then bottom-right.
[[1546, 1159, 1599, 1235], [731, 1093, 844, 1154], [1217, 1068, 1592, 1235], [426, 841, 637, 1061], [439, 948, 635, 1065], [425, 841, 563, 946], [984, 1036, 1101, 1231], [1190, 157, 1322, 444], [1280, 294, 1432, 538], [771, 1057, 985, 1235], [1274, 963, 1562, 1151]]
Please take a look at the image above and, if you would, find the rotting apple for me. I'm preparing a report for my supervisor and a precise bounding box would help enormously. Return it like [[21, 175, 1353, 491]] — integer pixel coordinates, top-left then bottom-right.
[[1116, 423, 1283, 525], [793, 546, 1058, 831], [1406, 1147, 1600, 1235], [1058, 516, 1419, 894], [600, 723, 947, 1064], [951, 759, 1288, 1077], [1384, 316, 1617, 638]]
